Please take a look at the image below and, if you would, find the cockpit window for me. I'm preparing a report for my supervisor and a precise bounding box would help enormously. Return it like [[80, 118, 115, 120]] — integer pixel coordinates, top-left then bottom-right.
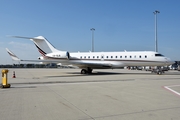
[[155, 54, 164, 57]]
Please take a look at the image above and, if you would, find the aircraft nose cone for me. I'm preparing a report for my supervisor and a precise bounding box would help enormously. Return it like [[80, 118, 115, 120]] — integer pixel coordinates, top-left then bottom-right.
[[166, 58, 175, 65]]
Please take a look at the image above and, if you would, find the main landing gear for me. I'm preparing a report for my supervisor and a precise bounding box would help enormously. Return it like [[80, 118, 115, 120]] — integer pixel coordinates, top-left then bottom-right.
[[81, 68, 93, 74]]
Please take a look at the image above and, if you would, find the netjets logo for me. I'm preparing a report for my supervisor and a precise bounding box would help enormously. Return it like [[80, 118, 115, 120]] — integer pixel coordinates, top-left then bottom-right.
[[34, 44, 46, 56]]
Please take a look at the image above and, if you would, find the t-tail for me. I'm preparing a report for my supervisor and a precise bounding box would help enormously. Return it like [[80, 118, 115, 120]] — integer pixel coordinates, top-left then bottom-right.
[[12, 36, 60, 56]]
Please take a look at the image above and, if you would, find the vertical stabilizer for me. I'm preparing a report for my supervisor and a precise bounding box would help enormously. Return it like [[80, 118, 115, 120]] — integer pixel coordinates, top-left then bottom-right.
[[31, 36, 59, 54], [12, 36, 60, 56]]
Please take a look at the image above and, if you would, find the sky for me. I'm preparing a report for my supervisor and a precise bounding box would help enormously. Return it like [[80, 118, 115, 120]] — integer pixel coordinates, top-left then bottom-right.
[[0, 0, 180, 64]]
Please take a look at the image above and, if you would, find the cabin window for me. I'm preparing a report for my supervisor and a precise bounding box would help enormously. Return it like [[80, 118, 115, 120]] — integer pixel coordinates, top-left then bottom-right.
[[125, 56, 127, 58], [111, 56, 113, 58], [145, 55, 147, 58], [97, 56, 99, 58], [84, 56, 86, 59], [80, 56, 82, 59], [139, 55, 141, 58], [101, 56, 104, 58], [134, 55, 136, 58], [115, 56, 118, 58], [106, 56, 108, 58], [130, 56, 132, 58], [88, 56, 90, 59], [120, 56, 122, 58], [93, 56, 95, 59]]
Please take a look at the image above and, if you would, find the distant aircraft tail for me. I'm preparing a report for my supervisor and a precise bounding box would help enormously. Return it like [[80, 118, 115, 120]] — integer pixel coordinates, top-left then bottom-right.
[[6, 48, 20, 61], [12, 36, 60, 56]]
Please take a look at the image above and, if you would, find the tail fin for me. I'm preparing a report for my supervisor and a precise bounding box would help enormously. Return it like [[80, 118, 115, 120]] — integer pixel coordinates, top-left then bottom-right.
[[6, 48, 20, 61], [12, 36, 60, 56]]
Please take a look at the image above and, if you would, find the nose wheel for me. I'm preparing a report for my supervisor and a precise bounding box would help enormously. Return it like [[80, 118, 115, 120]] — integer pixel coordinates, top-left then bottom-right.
[[151, 67, 164, 75]]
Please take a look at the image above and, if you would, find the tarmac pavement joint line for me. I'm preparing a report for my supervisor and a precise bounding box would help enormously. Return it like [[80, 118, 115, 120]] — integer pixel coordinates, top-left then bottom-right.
[[42, 82, 96, 120], [78, 106, 180, 120], [163, 85, 180, 97]]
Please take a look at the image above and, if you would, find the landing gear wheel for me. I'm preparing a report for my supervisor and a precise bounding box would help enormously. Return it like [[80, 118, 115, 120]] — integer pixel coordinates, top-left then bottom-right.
[[157, 71, 162, 75], [81, 69, 87, 74], [81, 68, 93, 74], [87, 68, 92, 74]]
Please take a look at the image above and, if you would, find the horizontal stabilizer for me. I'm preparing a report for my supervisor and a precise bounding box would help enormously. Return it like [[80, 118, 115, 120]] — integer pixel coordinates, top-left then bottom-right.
[[10, 36, 45, 41]]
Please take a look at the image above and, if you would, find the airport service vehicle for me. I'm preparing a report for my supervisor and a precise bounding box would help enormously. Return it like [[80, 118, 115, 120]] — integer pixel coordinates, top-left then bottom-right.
[[6, 36, 174, 75]]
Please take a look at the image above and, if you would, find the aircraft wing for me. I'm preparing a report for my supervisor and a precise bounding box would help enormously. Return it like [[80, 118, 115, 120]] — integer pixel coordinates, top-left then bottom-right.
[[6, 48, 21, 61], [69, 60, 113, 69]]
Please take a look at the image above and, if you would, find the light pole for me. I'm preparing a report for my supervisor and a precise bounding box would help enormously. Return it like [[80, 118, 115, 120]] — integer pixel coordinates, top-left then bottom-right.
[[90, 28, 95, 52], [153, 10, 160, 52]]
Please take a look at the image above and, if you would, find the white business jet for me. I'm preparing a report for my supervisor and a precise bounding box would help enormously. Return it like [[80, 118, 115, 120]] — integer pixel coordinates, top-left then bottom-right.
[[6, 36, 174, 74]]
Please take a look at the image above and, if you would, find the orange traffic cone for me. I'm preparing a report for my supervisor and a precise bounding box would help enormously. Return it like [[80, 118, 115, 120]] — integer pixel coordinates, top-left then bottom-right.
[[12, 71, 16, 78]]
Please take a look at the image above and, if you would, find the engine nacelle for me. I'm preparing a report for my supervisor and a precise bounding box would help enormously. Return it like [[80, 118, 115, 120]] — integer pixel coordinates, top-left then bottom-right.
[[58, 51, 70, 59], [46, 51, 70, 59]]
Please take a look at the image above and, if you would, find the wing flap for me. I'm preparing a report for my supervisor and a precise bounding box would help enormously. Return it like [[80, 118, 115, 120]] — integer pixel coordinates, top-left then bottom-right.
[[69, 61, 112, 69]]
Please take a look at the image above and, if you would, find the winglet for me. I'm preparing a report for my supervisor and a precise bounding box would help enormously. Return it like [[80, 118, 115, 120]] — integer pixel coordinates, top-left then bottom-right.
[[6, 48, 21, 61]]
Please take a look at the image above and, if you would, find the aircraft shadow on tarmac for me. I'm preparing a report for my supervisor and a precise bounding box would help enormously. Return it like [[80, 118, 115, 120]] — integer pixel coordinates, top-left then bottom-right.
[[10, 71, 179, 87], [11, 79, 135, 86], [43, 71, 180, 78], [11, 86, 37, 89], [43, 72, 121, 78], [45, 71, 156, 78]]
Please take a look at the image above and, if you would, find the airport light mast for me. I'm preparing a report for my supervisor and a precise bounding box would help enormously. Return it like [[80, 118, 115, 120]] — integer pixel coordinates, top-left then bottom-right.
[[90, 28, 95, 52], [153, 10, 160, 52]]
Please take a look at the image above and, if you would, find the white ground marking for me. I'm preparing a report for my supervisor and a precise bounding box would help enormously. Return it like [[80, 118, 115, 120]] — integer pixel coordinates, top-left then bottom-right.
[[164, 85, 180, 96]]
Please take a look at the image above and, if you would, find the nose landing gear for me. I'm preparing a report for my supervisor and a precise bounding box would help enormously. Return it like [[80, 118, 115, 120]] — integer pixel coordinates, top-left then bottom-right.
[[151, 67, 165, 75]]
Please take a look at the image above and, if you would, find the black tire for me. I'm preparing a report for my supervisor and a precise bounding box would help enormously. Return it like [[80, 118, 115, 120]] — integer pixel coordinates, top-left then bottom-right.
[[81, 69, 87, 74], [157, 71, 162, 75]]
